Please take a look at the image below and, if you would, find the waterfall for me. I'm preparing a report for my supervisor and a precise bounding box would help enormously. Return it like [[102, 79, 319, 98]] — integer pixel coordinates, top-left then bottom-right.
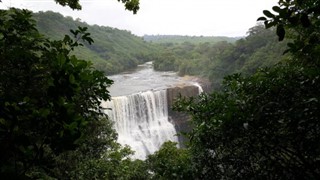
[[193, 82, 204, 94], [103, 89, 178, 159]]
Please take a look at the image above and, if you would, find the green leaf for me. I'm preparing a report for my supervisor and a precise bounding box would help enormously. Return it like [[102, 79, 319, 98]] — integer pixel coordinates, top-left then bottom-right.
[[288, 16, 299, 26], [57, 53, 66, 66], [70, 29, 76, 36], [287, 42, 295, 48], [272, 6, 281, 13], [69, 74, 76, 84], [276, 24, 285, 41], [283, 49, 290, 55], [257, 17, 267, 21], [265, 21, 277, 29], [23, 96, 30, 102], [0, 118, 6, 126], [263, 10, 275, 18], [39, 108, 50, 118], [301, 14, 311, 27]]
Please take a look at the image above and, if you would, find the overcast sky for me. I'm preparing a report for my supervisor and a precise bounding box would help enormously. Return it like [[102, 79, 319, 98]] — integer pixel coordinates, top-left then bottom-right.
[[0, 0, 278, 37]]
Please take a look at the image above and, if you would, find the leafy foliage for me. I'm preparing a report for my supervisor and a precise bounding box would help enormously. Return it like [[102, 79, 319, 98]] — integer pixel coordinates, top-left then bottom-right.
[[172, 0, 320, 179], [258, 0, 320, 64], [0, 8, 125, 178], [175, 62, 320, 179], [54, 0, 140, 13], [153, 24, 288, 89], [146, 141, 193, 180]]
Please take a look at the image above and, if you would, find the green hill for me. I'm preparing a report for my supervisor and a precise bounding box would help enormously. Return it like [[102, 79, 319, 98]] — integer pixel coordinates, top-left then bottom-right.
[[33, 11, 156, 75], [144, 35, 240, 44]]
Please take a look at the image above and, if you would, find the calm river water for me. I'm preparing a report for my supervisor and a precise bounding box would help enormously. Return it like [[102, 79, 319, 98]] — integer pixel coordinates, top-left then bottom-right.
[[107, 62, 198, 97]]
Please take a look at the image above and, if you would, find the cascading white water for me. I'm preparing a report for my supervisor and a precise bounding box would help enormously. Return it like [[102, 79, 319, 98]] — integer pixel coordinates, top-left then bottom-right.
[[193, 82, 204, 94], [102, 62, 205, 159], [103, 89, 178, 160]]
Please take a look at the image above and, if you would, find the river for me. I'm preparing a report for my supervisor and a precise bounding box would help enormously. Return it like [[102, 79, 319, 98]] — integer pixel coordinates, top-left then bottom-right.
[[108, 61, 200, 96]]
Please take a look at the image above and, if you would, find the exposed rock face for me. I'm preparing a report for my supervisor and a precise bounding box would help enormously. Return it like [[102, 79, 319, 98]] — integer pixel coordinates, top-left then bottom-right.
[[166, 84, 199, 147], [167, 84, 199, 109]]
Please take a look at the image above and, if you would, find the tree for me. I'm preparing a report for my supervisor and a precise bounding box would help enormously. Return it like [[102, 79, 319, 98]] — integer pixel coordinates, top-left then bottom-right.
[[0, 0, 144, 178], [146, 141, 193, 180], [258, 0, 320, 64], [153, 51, 178, 71], [54, 0, 140, 13], [174, 0, 320, 179], [0, 8, 116, 178], [175, 64, 320, 179]]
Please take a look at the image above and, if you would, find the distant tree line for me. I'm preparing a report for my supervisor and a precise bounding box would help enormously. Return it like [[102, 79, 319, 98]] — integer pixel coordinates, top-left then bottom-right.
[[144, 35, 239, 44]]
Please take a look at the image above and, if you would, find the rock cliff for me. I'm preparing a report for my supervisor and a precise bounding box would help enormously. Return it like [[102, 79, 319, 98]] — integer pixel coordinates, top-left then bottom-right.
[[166, 84, 200, 147]]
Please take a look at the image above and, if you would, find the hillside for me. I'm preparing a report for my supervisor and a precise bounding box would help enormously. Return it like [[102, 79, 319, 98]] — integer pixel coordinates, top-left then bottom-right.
[[144, 35, 239, 44], [33, 11, 157, 75]]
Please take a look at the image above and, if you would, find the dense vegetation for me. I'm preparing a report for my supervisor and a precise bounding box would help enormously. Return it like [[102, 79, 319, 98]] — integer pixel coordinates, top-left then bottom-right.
[[171, 0, 320, 179], [1, 0, 319, 179], [34, 11, 156, 75], [144, 35, 239, 44], [0, 8, 147, 179], [152, 24, 289, 89]]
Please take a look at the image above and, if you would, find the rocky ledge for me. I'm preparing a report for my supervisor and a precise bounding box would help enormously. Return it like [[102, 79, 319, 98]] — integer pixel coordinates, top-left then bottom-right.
[[166, 84, 200, 147]]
